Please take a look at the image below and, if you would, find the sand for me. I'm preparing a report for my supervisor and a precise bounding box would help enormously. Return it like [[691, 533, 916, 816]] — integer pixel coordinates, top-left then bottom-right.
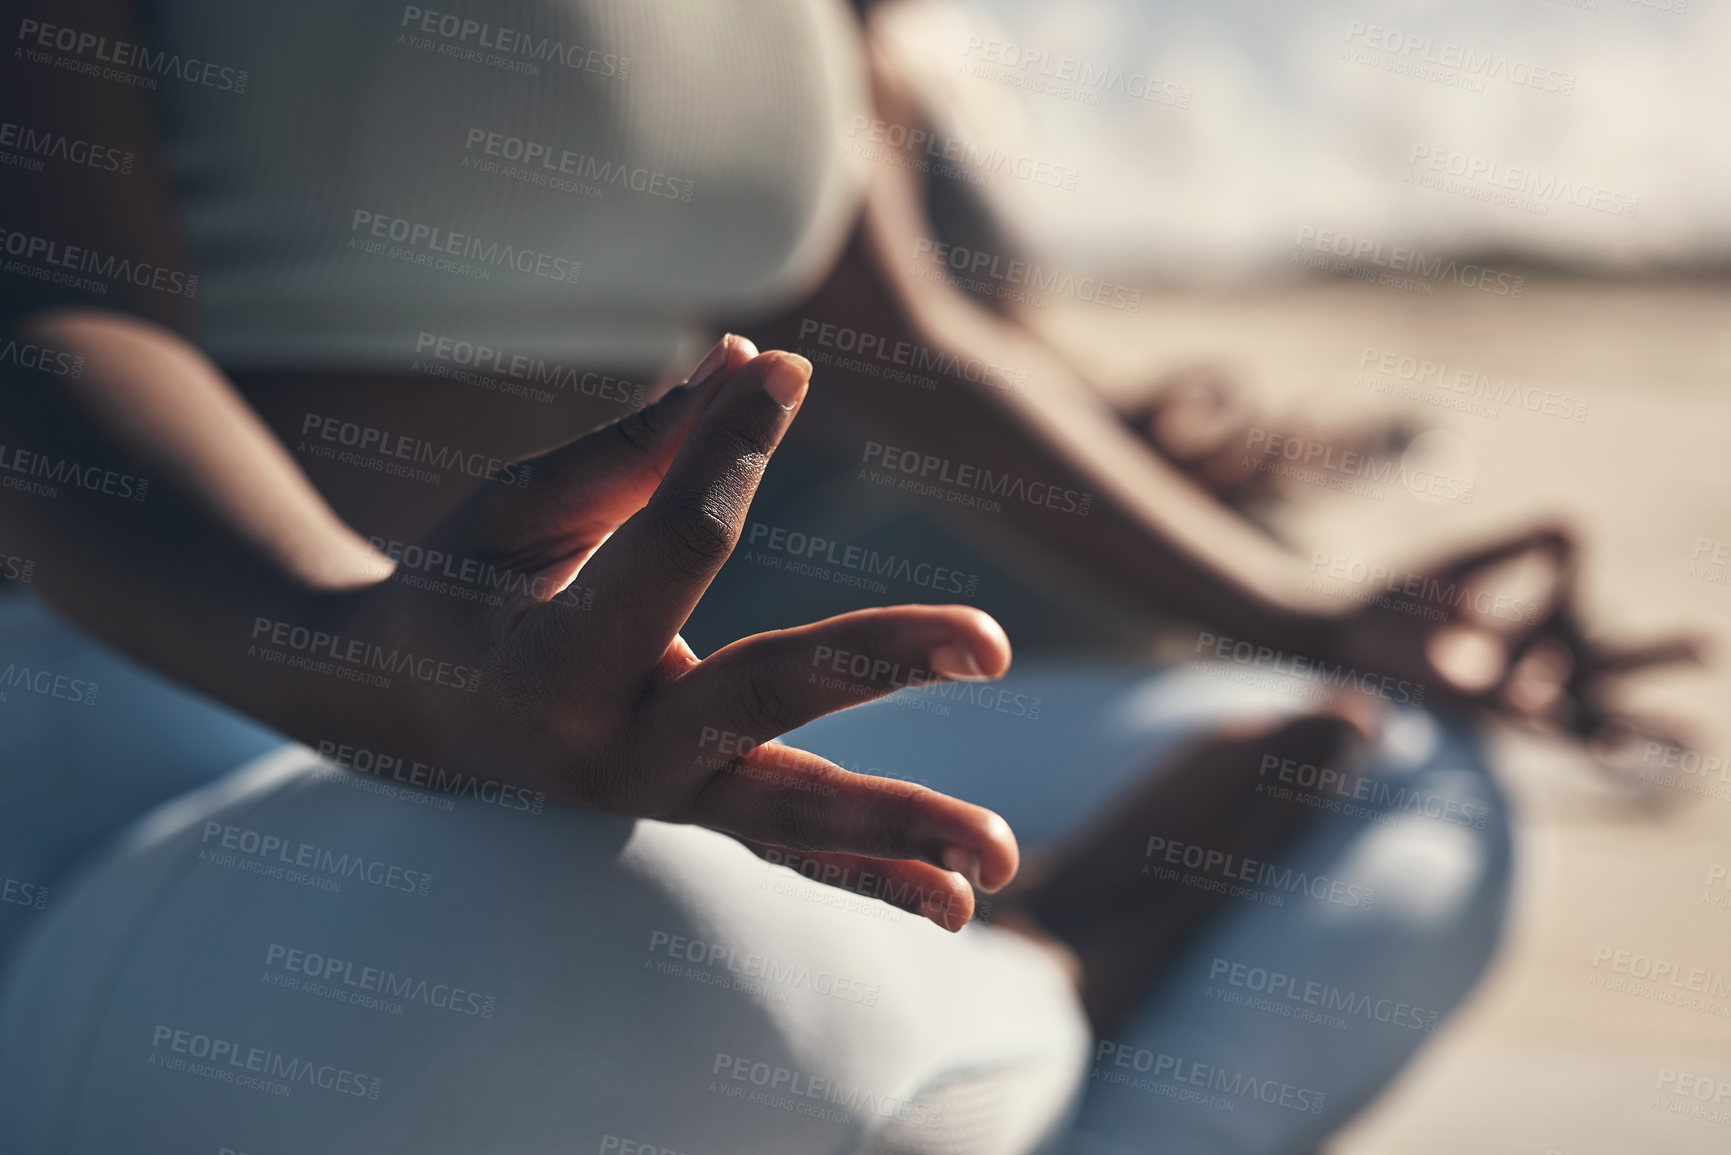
[[1038, 275, 1731, 1154]]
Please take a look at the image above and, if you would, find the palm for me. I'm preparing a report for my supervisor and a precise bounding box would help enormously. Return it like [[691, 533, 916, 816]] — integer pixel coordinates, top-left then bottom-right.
[[333, 337, 1018, 931]]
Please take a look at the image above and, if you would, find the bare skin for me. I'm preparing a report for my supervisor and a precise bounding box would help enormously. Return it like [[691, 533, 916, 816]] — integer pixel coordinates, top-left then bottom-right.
[[1118, 365, 1418, 518], [738, 14, 1699, 754], [0, 0, 1697, 956], [992, 698, 1380, 1033]]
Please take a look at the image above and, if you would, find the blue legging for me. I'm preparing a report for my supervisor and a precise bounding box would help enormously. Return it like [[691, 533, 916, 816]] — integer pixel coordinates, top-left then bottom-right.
[[0, 596, 1511, 1154]]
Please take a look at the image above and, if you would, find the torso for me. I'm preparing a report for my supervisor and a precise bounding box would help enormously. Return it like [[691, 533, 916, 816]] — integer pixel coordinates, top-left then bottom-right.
[[136, 0, 874, 532], [145, 0, 870, 373]]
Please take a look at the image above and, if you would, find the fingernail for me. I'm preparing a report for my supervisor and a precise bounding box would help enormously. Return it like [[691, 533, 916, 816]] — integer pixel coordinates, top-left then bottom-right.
[[930, 642, 987, 681], [942, 846, 982, 888], [924, 888, 966, 932], [763, 353, 811, 410], [686, 336, 732, 389]]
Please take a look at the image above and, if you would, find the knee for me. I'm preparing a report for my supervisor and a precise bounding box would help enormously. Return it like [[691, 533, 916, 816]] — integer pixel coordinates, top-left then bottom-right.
[[1343, 707, 1514, 935]]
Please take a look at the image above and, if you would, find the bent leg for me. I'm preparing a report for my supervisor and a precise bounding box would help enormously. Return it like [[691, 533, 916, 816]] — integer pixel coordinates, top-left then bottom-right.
[[0, 747, 1088, 1155], [789, 663, 1515, 1155], [1064, 707, 1511, 1154], [0, 594, 283, 969]]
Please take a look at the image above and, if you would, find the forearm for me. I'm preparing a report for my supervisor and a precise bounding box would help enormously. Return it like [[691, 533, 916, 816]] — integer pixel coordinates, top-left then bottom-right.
[[0, 307, 393, 737], [758, 230, 1345, 654], [746, 39, 1348, 653]]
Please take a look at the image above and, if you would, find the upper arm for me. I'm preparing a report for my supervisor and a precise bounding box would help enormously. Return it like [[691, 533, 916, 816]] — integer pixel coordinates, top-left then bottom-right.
[[2, 0, 193, 332]]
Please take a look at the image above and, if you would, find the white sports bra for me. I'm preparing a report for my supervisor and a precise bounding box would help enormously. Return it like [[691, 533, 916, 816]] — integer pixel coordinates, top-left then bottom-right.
[[141, 0, 870, 369]]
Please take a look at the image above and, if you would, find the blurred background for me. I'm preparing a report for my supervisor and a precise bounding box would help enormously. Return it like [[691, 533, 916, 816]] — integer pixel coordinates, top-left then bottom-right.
[[883, 0, 1729, 278], [4, 0, 1723, 1149], [878, 0, 1731, 1150]]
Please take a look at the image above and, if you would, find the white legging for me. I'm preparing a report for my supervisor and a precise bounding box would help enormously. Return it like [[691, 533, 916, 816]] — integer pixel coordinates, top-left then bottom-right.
[[0, 599, 1512, 1154]]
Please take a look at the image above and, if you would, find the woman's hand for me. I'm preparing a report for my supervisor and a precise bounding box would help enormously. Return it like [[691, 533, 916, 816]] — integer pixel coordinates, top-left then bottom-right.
[[1324, 526, 1701, 770], [319, 336, 1017, 929]]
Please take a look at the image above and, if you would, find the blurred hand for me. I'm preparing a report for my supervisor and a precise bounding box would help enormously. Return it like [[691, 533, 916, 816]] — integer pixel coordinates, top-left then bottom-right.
[[1325, 526, 1701, 769], [1120, 365, 1414, 513], [327, 335, 1017, 929]]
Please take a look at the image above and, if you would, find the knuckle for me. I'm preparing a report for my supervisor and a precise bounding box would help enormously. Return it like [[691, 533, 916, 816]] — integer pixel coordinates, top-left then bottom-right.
[[654, 502, 736, 577], [708, 418, 775, 471], [610, 406, 661, 456], [763, 786, 823, 852], [735, 665, 797, 737], [578, 748, 636, 810]]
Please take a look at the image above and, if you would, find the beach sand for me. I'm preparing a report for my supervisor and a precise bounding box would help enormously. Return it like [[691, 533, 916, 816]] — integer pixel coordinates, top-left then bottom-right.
[[1038, 275, 1731, 1154]]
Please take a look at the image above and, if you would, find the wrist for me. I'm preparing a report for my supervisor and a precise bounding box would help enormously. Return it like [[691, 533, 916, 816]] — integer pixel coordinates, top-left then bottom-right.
[[241, 578, 422, 756]]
